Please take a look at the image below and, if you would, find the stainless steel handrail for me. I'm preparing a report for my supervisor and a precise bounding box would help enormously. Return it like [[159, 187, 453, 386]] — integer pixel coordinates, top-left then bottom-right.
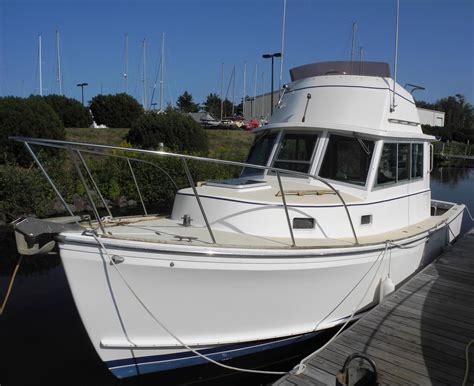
[[11, 136, 359, 244]]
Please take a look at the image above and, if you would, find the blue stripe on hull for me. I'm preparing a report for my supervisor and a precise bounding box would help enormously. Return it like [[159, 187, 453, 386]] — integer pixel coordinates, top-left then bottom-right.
[[107, 332, 320, 378]]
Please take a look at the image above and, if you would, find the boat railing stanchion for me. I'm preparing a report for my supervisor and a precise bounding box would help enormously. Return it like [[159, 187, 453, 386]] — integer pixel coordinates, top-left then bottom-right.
[[23, 141, 76, 219], [68, 146, 106, 234], [127, 159, 148, 216], [181, 158, 216, 244], [276, 170, 296, 247], [76, 150, 114, 219], [309, 174, 359, 245]]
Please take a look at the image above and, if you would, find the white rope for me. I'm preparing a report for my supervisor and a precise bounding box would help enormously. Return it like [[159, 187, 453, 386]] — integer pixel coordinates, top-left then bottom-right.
[[87, 233, 416, 378], [465, 206, 474, 222], [90, 232, 288, 376], [462, 339, 474, 386], [291, 242, 389, 375]]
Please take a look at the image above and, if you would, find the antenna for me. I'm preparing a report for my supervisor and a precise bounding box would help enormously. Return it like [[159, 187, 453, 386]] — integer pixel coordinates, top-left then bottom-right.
[[391, 0, 400, 112], [38, 35, 43, 96], [124, 33, 128, 94], [278, 0, 287, 96], [56, 30, 63, 95]]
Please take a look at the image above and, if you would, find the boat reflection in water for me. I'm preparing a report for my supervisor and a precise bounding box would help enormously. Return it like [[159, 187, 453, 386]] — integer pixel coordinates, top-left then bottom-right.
[[9, 61, 465, 380]]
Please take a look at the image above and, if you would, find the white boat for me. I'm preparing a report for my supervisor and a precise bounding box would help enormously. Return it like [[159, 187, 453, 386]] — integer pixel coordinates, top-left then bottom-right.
[[11, 60, 464, 379]]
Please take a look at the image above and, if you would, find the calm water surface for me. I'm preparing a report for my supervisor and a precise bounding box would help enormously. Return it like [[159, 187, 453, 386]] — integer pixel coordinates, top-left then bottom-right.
[[0, 167, 473, 386]]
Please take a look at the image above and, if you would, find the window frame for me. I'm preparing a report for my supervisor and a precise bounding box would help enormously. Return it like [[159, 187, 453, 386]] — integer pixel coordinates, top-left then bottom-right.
[[316, 132, 377, 190], [373, 141, 425, 189], [269, 129, 321, 177]]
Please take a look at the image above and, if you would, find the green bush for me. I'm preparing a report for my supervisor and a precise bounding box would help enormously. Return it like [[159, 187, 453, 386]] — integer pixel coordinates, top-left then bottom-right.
[[127, 110, 208, 153], [0, 96, 65, 165], [89, 93, 143, 128], [43, 94, 92, 128]]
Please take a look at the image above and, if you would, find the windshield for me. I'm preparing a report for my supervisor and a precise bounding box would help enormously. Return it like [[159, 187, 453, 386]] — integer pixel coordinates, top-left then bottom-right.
[[272, 132, 318, 173], [241, 131, 277, 177]]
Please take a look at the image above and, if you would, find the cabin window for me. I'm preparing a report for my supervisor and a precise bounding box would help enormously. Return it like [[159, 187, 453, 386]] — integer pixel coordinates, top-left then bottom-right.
[[397, 144, 410, 181], [411, 143, 423, 178], [241, 131, 277, 177], [272, 133, 318, 173], [377, 142, 424, 186], [377, 143, 397, 184], [319, 135, 375, 186]]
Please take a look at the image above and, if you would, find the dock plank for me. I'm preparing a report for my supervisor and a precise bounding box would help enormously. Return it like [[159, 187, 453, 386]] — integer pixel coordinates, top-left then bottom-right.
[[274, 228, 474, 385]]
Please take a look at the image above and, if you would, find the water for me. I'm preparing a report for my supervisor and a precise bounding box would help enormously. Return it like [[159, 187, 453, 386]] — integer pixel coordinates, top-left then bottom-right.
[[0, 167, 472, 386]]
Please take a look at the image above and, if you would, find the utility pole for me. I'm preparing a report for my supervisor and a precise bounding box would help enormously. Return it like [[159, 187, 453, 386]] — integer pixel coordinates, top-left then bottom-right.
[[262, 52, 281, 115], [77, 83, 88, 105]]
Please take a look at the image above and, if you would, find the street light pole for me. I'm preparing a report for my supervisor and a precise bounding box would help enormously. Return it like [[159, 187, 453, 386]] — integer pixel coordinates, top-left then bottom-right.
[[262, 52, 281, 115], [77, 83, 89, 106]]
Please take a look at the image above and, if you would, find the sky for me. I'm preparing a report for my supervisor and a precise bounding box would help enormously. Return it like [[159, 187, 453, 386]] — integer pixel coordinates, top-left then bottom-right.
[[0, 0, 473, 108]]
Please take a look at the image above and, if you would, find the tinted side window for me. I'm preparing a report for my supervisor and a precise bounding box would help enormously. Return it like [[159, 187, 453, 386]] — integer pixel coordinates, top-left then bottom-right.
[[377, 143, 397, 185], [398, 144, 410, 181], [319, 135, 374, 186], [411, 143, 423, 178]]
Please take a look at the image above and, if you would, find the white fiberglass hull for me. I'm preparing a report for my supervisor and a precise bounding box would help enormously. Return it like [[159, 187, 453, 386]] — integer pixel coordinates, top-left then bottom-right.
[[57, 206, 463, 378]]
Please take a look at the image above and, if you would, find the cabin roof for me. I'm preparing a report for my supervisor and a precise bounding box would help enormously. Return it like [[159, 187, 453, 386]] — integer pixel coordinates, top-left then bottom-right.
[[290, 61, 391, 81]]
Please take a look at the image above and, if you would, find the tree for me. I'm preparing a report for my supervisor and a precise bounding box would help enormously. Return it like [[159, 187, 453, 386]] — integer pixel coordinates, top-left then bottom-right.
[[89, 93, 143, 128], [203, 93, 221, 119], [0, 96, 65, 165], [127, 110, 208, 153], [176, 91, 199, 113], [43, 94, 92, 127]]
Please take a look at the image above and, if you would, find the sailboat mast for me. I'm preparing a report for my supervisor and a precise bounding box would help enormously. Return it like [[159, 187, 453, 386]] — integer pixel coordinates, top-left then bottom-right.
[[350, 22, 356, 62], [253, 63, 257, 118], [231, 65, 235, 116], [159, 33, 165, 111], [243, 61, 246, 119], [124, 33, 129, 94], [56, 30, 62, 95], [142, 38, 147, 110], [38, 35, 43, 96], [220, 63, 224, 121]]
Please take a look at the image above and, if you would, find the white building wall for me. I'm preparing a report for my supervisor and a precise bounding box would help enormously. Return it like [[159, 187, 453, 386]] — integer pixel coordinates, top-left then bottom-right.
[[416, 108, 444, 127]]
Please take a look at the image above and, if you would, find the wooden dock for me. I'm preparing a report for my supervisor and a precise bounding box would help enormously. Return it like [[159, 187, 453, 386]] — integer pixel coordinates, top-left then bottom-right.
[[275, 228, 474, 385]]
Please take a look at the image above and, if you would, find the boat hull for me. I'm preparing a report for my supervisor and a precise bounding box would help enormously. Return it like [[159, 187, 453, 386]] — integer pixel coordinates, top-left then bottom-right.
[[57, 205, 463, 378]]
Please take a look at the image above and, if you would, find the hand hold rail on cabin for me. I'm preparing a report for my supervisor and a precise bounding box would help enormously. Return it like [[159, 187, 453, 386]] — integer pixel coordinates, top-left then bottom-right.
[[9, 136, 360, 246]]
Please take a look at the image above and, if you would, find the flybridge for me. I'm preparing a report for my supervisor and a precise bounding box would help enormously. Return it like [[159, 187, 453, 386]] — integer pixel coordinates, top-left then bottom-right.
[[289, 61, 391, 81]]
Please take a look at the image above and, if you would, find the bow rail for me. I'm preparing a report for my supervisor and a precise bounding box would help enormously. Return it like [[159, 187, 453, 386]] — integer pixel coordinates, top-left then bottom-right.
[[9, 136, 359, 245]]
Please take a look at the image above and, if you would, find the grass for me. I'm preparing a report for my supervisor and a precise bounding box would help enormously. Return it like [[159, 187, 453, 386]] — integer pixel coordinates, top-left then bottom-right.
[[66, 128, 254, 162], [65, 127, 129, 146]]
